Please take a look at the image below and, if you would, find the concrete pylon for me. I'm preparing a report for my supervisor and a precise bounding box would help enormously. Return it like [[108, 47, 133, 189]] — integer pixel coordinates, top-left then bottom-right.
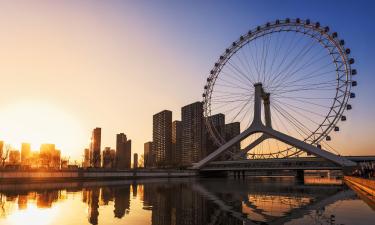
[[191, 83, 356, 169]]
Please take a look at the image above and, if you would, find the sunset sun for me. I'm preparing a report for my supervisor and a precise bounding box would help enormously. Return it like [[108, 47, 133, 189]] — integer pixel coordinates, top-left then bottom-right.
[[0, 100, 86, 158]]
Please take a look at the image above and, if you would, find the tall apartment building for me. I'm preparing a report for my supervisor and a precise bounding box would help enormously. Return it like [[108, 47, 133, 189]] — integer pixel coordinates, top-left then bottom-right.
[[181, 102, 205, 165], [83, 148, 90, 168], [205, 113, 225, 157], [116, 133, 131, 169], [90, 127, 101, 168], [172, 120, 182, 166], [144, 141, 154, 168], [133, 153, 138, 169], [225, 122, 241, 157], [153, 110, 172, 167], [102, 147, 116, 168]]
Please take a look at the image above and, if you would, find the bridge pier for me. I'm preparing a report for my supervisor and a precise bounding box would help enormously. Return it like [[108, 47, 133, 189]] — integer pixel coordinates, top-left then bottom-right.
[[296, 169, 305, 184]]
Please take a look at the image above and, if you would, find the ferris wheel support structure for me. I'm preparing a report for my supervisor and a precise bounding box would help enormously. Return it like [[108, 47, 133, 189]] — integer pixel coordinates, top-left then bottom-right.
[[191, 83, 356, 169]]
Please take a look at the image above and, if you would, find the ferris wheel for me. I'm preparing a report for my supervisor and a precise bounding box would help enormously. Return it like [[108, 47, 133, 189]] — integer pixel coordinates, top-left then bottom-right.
[[203, 18, 357, 159]]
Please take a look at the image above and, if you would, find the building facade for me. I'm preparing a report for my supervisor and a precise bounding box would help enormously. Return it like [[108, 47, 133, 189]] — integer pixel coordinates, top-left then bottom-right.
[[102, 147, 116, 168], [205, 113, 225, 157], [181, 102, 205, 165], [225, 122, 241, 158], [152, 110, 172, 167], [90, 127, 101, 168], [116, 133, 131, 169], [144, 141, 154, 168], [172, 120, 182, 166], [133, 153, 138, 169], [21, 142, 31, 166]]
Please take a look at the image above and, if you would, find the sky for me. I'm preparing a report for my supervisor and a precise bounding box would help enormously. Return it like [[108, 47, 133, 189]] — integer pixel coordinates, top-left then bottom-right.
[[0, 0, 374, 161]]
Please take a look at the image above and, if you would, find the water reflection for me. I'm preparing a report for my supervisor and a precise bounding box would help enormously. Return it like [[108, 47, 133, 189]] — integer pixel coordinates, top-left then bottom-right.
[[0, 178, 373, 225]]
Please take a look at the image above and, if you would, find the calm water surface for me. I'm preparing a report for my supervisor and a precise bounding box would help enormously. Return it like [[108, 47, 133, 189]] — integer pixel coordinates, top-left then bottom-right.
[[0, 178, 374, 225]]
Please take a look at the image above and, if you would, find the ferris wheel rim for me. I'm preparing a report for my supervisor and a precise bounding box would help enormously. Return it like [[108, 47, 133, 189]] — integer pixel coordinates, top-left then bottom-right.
[[203, 18, 356, 158]]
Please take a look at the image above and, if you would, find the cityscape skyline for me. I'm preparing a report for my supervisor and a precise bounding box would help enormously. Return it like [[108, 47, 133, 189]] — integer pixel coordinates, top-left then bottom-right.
[[0, 1, 374, 161]]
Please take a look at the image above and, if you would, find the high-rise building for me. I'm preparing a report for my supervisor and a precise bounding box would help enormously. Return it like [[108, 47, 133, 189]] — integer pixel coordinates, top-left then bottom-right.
[[21, 143, 31, 166], [116, 133, 131, 169], [84, 148, 90, 168], [144, 141, 154, 168], [153, 110, 172, 167], [172, 120, 182, 166], [90, 127, 101, 168], [40, 144, 55, 168], [102, 147, 115, 168], [225, 122, 241, 157], [205, 114, 225, 157], [133, 153, 138, 169], [8, 150, 20, 165], [181, 102, 205, 165]]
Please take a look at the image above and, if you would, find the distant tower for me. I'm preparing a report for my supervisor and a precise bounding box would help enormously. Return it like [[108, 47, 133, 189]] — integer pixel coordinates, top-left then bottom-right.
[[133, 153, 138, 169], [153, 110, 172, 167], [116, 133, 131, 169], [84, 148, 90, 168], [172, 120, 182, 166], [21, 143, 31, 166], [144, 141, 154, 168], [181, 102, 205, 165], [90, 127, 101, 168]]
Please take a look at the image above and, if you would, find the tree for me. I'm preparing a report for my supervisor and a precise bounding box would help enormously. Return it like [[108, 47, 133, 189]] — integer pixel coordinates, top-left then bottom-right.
[[1, 144, 11, 167]]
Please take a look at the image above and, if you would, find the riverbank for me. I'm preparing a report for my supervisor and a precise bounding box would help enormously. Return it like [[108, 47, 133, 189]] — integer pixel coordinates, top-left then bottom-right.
[[344, 176, 375, 203], [0, 169, 197, 183]]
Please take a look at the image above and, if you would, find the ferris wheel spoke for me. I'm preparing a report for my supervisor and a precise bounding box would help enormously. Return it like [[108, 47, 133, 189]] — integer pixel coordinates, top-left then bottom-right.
[[240, 43, 259, 83], [273, 98, 327, 118], [216, 76, 252, 91], [266, 31, 288, 85], [271, 45, 329, 90], [273, 100, 317, 135], [267, 30, 304, 85], [273, 102, 312, 139], [270, 35, 318, 88], [272, 103, 308, 140], [274, 68, 338, 91], [234, 50, 257, 85], [226, 61, 254, 85]]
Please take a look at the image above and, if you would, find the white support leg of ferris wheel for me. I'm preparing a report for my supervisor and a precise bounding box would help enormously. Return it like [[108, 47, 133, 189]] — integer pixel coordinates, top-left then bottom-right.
[[191, 83, 356, 170]]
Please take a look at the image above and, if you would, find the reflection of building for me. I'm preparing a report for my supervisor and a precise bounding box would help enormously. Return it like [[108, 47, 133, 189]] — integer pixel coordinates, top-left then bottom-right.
[[113, 186, 131, 218], [21, 143, 31, 166], [144, 141, 154, 168], [182, 102, 205, 165], [116, 133, 131, 169], [8, 150, 20, 165], [100, 187, 113, 205], [18, 195, 28, 209], [172, 120, 182, 166], [37, 191, 59, 208], [88, 188, 100, 225], [102, 147, 116, 168], [153, 110, 172, 167], [90, 128, 101, 168]]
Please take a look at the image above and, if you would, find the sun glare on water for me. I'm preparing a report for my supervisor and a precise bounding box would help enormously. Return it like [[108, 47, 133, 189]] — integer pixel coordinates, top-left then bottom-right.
[[0, 101, 86, 158]]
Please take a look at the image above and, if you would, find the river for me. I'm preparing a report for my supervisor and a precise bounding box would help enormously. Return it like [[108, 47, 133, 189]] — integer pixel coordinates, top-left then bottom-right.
[[0, 177, 374, 225]]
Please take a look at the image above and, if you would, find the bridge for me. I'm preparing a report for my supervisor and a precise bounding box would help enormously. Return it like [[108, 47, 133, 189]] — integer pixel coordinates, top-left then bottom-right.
[[200, 156, 375, 172]]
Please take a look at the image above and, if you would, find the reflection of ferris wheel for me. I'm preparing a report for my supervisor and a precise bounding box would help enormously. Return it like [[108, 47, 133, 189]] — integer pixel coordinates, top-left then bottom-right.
[[203, 18, 357, 159]]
